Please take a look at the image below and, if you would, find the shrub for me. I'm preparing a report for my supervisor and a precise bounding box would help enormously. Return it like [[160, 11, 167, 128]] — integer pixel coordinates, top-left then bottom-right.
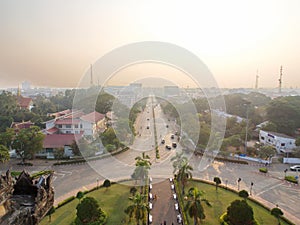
[[57, 196, 75, 208], [238, 190, 249, 199], [285, 176, 298, 184], [259, 167, 268, 173]]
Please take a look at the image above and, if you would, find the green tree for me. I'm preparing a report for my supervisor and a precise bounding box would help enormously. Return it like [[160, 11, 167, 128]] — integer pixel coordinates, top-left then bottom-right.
[[259, 145, 276, 160], [0, 128, 14, 148], [130, 187, 137, 196], [185, 187, 211, 225], [131, 153, 151, 187], [271, 207, 284, 224], [125, 192, 149, 225], [54, 147, 64, 162], [238, 190, 249, 200], [213, 177, 221, 191], [11, 126, 44, 162], [70, 140, 81, 156], [76, 191, 84, 202], [266, 96, 300, 135], [226, 199, 254, 225], [261, 122, 278, 132], [103, 179, 111, 190], [171, 152, 193, 194], [0, 145, 10, 163], [75, 197, 107, 225]]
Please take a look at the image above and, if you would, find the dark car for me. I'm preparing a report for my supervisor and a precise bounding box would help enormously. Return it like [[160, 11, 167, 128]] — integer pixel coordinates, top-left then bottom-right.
[[146, 126, 149, 129], [161, 139, 165, 144], [166, 145, 172, 150], [172, 142, 177, 148], [171, 134, 174, 139]]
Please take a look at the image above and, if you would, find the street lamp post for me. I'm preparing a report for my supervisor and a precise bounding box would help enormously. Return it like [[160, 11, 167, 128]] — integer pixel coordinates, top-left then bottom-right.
[[96, 178, 99, 189], [225, 179, 228, 189], [237, 178, 241, 191], [250, 182, 254, 195]]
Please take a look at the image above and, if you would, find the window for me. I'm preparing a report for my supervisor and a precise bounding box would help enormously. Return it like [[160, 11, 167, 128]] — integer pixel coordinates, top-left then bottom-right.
[[261, 136, 265, 140], [75, 124, 78, 128], [80, 124, 83, 128], [58, 124, 62, 128], [66, 124, 71, 128], [66, 131, 71, 134], [281, 143, 285, 146]]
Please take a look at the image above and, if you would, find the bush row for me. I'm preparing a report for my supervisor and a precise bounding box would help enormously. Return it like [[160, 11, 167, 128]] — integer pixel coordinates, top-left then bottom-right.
[[259, 167, 268, 173], [285, 176, 298, 184], [53, 147, 129, 166]]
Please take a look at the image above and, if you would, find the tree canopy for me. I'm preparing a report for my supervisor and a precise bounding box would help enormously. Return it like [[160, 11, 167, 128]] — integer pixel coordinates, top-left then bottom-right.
[[75, 197, 107, 225], [226, 199, 254, 225]]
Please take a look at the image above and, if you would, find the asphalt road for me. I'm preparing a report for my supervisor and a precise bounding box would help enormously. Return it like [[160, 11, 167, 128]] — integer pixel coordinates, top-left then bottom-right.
[[1, 95, 300, 224]]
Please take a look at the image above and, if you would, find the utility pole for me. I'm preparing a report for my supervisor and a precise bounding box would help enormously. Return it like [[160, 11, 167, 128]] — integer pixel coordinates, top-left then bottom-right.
[[278, 66, 283, 93], [255, 69, 259, 89]]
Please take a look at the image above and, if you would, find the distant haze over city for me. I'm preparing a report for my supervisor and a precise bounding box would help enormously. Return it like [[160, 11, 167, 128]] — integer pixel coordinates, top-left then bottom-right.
[[1, 1, 300, 89]]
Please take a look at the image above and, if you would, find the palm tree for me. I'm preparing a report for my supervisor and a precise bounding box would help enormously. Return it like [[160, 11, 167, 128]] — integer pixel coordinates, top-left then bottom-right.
[[132, 153, 151, 188], [185, 187, 211, 225], [171, 152, 193, 194], [125, 192, 149, 225]]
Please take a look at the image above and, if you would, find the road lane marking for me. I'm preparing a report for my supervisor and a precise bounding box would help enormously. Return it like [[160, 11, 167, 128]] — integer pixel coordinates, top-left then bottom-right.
[[256, 182, 283, 196]]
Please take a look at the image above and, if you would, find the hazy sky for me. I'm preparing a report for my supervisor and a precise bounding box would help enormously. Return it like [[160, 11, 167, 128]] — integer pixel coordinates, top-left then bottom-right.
[[0, 0, 300, 89]]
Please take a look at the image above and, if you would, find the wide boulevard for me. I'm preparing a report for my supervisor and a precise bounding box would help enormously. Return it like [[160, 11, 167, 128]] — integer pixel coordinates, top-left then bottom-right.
[[1, 95, 300, 224]]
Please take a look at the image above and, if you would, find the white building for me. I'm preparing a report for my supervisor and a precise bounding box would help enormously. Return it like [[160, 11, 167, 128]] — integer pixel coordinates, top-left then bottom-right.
[[259, 130, 296, 153]]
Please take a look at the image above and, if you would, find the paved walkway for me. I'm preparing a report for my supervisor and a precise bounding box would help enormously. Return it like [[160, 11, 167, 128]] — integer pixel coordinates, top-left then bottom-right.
[[149, 178, 182, 225]]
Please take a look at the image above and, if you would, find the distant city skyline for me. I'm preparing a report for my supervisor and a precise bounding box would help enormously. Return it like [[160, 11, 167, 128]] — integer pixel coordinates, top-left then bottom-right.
[[1, 1, 300, 89]]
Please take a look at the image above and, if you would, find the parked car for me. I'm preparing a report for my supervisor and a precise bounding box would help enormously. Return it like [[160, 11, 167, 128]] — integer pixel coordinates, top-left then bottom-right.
[[171, 134, 175, 139], [166, 145, 172, 150], [172, 142, 177, 148], [161, 139, 165, 144], [290, 165, 300, 171]]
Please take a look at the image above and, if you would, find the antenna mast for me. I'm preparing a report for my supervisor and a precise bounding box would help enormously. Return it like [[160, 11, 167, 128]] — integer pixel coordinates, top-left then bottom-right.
[[255, 69, 259, 89], [278, 65, 283, 93]]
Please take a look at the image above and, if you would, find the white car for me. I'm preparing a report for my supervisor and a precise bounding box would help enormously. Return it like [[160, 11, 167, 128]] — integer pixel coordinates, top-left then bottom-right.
[[290, 165, 300, 171], [149, 202, 152, 210], [174, 203, 179, 210], [149, 214, 152, 223], [171, 184, 174, 190], [149, 184, 152, 190], [173, 193, 177, 200], [149, 193, 153, 200]]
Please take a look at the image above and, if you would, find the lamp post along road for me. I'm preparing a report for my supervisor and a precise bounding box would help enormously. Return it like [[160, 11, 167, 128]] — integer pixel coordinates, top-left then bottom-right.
[[243, 101, 250, 154]]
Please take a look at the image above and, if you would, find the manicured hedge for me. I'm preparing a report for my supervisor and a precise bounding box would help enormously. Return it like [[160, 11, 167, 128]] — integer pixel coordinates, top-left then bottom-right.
[[259, 167, 268, 173], [57, 196, 75, 208], [285, 176, 298, 184]]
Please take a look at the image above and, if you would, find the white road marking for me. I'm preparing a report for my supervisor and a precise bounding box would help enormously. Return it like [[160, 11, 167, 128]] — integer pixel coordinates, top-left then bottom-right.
[[256, 182, 283, 196]]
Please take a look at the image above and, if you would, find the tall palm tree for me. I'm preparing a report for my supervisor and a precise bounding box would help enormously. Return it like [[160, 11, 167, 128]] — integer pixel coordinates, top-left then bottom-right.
[[132, 153, 151, 187], [125, 192, 149, 225], [171, 152, 193, 194], [185, 187, 211, 225]]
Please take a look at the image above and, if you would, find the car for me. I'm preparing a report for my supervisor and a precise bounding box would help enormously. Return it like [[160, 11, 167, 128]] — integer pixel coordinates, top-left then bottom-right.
[[290, 165, 300, 171], [172, 142, 177, 148], [161, 139, 165, 144], [173, 193, 177, 200], [146, 126, 149, 129], [166, 125, 169, 128], [177, 214, 182, 223], [166, 145, 172, 150], [147, 118, 150, 121], [174, 203, 179, 210], [171, 134, 175, 139]]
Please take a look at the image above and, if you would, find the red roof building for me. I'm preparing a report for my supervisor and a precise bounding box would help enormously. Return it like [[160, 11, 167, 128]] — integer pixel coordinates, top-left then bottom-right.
[[16, 96, 33, 110]]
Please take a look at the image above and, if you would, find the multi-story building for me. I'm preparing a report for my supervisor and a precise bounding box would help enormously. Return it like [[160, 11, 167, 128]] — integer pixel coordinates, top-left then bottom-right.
[[259, 130, 296, 153]]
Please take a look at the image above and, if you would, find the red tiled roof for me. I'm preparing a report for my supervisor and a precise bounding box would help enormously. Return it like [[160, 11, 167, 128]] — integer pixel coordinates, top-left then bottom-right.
[[45, 127, 59, 134], [16, 96, 32, 109], [43, 133, 83, 148], [54, 118, 81, 125], [11, 121, 34, 130], [80, 111, 105, 123]]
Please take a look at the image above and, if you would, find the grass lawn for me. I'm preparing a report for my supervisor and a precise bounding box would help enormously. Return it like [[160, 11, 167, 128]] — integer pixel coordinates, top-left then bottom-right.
[[40, 182, 137, 225], [184, 180, 291, 225]]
